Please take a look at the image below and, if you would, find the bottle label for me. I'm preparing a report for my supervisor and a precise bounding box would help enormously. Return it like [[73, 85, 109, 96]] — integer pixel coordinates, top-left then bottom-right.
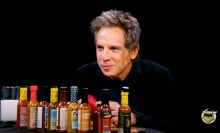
[[29, 107, 37, 128], [71, 109, 78, 130], [37, 107, 43, 128], [59, 108, 67, 130], [118, 112, 131, 132], [19, 107, 27, 126], [78, 110, 81, 130], [81, 111, 90, 131], [118, 128, 124, 133], [50, 109, 57, 130], [102, 111, 111, 133], [45, 107, 48, 129]]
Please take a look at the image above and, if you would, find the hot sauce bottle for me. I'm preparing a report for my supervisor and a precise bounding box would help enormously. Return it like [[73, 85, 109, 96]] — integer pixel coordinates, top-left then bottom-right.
[[78, 88, 91, 133], [118, 86, 131, 133], [57, 86, 68, 132], [37, 85, 49, 131], [48, 86, 58, 132], [93, 103, 102, 133], [16, 85, 28, 129], [101, 88, 111, 133], [27, 85, 39, 130], [67, 86, 79, 133]]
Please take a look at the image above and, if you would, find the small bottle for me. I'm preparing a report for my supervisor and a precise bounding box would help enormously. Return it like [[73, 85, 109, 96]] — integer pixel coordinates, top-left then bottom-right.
[[101, 88, 111, 133], [118, 86, 131, 133], [67, 86, 79, 133], [48, 86, 58, 132], [37, 85, 49, 131], [78, 88, 92, 133], [93, 103, 102, 133], [57, 86, 68, 132], [16, 85, 28, 129], [27, 85, 39, 130]]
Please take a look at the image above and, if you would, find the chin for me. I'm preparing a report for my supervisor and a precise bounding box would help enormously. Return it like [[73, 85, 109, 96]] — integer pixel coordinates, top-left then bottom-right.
[[102, 71, 115, 78]]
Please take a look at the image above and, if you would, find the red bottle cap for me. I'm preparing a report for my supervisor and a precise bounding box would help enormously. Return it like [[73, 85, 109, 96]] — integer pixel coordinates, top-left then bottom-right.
[[30, 85, 38, 91], [30, 85, 38, 101]]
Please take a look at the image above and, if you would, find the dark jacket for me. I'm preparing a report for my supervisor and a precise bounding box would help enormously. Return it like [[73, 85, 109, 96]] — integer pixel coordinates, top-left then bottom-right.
[[71, 59, 181, 132]]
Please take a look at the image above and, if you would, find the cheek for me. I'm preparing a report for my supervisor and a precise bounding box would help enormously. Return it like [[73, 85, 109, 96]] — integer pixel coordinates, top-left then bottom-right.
[[96, 52, 101, 59], [120, 53, 131, 63]]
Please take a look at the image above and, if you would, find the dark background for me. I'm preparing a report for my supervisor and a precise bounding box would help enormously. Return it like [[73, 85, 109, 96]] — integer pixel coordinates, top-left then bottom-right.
[[0, 8, 219, 131]]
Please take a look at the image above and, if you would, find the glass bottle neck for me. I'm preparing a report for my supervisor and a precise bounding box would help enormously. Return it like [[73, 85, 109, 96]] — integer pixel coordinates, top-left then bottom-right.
[[121, 95, 128, 105], [50, 88, 58, 103], [59, 91, 67, 102], [70, 86, 78, 103], [82, 95, 88, 104], [121, 91, 129, 105], [102, 97, 109, 105], [30, 90, 37, 101], [20, 88, 27, 100], [70, 93, 77, 103]]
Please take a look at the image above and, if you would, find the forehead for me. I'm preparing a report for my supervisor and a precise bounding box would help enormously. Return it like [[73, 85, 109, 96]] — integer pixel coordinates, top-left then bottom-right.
[[97, 27, 125, 42]]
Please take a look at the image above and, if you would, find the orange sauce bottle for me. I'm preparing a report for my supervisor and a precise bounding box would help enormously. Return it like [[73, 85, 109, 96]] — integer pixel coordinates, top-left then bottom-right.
[[118, 86, 131, 133], [37, 85, 49, 131], [78, 88, 91, 133], [48, 86, 58, 132], [26, 85, 39, 130], [16, 85, 28, 129], [57, 86, 68, 132], [67, 86, 79, 133]]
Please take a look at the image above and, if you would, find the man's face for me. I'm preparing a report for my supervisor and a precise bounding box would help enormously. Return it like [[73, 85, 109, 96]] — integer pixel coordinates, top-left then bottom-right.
[[96, 27, 137, 81]]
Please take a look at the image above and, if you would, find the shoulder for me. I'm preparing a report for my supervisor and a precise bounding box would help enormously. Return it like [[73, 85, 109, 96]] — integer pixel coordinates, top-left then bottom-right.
[[71, 62, 100, 85], [75, 62, 99, 74], [138, 59, 170, 72], [76, 62, 98, 71], [136, 59, 173, 78]]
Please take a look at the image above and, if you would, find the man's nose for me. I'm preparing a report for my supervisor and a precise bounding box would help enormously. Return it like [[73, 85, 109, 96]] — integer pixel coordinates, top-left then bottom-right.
[[102, 49, 110, 60]]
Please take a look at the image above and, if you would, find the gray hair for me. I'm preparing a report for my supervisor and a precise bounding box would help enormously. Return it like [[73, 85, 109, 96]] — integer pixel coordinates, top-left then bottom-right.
[[90, 9, 141, 61]]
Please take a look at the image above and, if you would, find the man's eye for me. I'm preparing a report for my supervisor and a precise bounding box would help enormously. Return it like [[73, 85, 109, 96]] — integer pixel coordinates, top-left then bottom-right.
[[111, 47, 119, 51], [97, 46, 103, 50], [112, 47, 117, 50]]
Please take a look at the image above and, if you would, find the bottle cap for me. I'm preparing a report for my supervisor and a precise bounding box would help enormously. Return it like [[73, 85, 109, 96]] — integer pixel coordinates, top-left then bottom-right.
[[122, 86, 129, 92], [30, 85, 38, 91], [60, 86, 67, 92]]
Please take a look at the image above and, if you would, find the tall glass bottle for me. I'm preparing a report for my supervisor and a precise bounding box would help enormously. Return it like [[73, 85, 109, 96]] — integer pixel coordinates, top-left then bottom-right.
[[78, 88, 91, 133], [101, 88, 111, 133], [57, 86, 68, 132], [118, 86, 131, 133], [48, 86, 58, 132], [67, 86, 79, 133], [27, 85, 39, 130], [16, 85, 28, 129], [37, 85, 49, 131], [93, 103, 102, 133]]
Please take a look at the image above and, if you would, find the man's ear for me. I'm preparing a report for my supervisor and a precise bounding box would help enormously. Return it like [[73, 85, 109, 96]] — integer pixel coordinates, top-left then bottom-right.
[[130, 45, 139, 60]]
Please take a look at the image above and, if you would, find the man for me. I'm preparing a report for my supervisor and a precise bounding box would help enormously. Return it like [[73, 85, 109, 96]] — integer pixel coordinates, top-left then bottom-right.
[[71, 10, 180, 132]]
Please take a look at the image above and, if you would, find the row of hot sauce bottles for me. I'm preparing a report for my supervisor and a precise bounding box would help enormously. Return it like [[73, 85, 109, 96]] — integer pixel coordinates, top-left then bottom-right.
[[16, 85, 131, 133]]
